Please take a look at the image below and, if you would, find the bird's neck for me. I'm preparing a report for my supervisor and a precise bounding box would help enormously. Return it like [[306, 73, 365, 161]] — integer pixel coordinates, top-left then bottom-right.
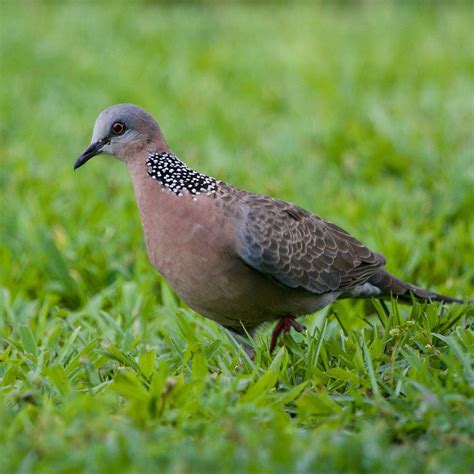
[[144, 151, 218, 196], [126, 151, 219, 228]]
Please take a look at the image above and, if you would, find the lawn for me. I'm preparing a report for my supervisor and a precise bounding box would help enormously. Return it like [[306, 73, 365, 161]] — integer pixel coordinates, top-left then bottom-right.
[[1, 2, 473, 472]]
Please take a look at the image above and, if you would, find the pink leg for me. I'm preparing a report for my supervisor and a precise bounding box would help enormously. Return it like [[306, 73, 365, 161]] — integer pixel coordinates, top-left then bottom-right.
[[269, 315, 306, 353]]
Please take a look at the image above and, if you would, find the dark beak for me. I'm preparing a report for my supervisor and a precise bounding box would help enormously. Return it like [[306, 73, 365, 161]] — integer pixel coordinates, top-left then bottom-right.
[[74, 140, 106, 170]]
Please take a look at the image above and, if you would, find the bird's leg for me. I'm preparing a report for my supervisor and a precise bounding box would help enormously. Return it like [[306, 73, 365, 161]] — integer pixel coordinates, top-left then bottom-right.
[[225, 326, 255, 360], [269, 315, 306, 353]]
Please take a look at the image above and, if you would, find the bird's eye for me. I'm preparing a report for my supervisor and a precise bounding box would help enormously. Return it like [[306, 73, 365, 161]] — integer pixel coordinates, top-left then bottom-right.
[[112, 122, 125, 135]]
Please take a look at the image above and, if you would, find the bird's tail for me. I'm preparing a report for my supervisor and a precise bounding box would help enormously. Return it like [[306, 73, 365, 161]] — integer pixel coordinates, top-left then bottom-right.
[[368, 270, 466, 305]]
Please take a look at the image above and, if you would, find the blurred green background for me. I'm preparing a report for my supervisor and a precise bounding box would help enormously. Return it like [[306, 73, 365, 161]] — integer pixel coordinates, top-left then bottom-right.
[[1, 2, 473, 473]]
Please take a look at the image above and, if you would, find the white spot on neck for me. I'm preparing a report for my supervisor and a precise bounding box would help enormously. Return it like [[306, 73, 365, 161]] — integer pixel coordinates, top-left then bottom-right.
[[146, 152, 218, 196]]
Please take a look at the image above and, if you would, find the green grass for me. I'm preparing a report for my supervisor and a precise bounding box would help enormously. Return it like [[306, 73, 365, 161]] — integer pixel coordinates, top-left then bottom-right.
[[1, 2, 473, 472]]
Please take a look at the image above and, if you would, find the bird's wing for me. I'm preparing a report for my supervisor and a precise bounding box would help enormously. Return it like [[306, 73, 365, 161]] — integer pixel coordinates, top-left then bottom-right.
[[235, 194, 386, 294]]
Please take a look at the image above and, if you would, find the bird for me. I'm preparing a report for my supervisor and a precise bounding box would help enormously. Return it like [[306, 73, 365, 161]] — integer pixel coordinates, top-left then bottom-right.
[[74, 104, 465, 354]]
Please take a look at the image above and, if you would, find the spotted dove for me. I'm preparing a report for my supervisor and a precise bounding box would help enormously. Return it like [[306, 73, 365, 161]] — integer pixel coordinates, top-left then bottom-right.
[[74, 104, 464, 352]]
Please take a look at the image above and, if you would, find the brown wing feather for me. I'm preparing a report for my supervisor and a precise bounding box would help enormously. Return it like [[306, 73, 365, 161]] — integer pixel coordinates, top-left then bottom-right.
[[235, 193, 386, 294]]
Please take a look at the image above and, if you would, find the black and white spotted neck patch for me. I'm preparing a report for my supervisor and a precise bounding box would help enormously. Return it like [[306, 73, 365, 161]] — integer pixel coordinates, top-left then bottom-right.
[[146, 151, 218, 196]]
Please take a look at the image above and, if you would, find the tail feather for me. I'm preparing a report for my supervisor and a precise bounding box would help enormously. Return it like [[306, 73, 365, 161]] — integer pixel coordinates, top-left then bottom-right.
[[368, 270, 466, 305]]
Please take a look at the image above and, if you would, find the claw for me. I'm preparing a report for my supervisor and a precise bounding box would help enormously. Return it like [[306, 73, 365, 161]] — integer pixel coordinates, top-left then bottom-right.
[[269, 315, 305, 353]]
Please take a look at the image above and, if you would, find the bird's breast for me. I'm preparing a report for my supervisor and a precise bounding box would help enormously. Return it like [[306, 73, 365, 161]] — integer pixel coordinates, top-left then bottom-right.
[[134, 182, 237, 302]]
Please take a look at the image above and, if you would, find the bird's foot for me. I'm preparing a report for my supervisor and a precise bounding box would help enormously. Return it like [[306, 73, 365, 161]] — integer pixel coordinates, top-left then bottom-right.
[[269, 315, 306, 353]]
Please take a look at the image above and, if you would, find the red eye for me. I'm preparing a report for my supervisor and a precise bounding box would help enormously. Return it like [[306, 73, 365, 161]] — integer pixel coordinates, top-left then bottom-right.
[[112, 122, 125, 135]]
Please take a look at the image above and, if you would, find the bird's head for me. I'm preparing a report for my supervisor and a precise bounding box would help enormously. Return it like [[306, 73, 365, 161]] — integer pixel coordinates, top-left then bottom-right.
[[74, 104, 167, 170]]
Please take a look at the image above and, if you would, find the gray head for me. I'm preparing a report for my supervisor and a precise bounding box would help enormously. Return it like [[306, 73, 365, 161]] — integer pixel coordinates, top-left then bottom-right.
[[74, 104, 168, 170]]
